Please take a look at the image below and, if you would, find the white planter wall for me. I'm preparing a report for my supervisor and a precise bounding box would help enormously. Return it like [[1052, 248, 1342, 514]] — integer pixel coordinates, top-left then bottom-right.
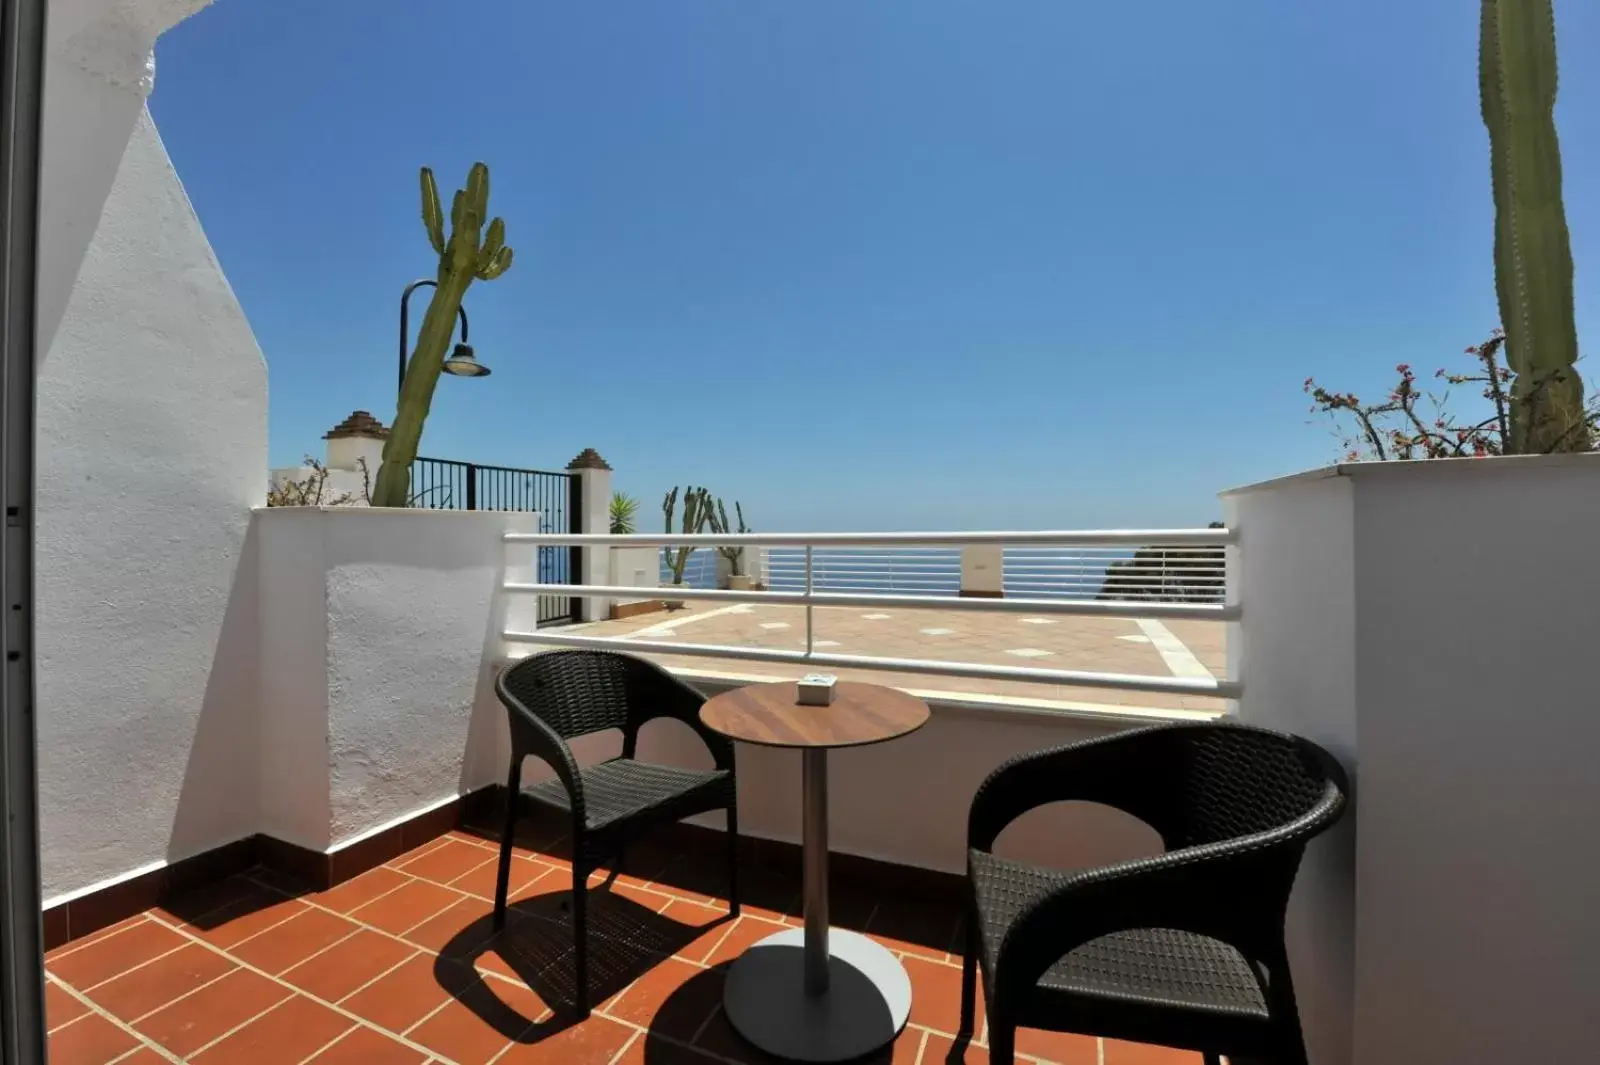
[[256, 508, 540, 852], [609, 546, 662, 605], [1226, 454, 1600, 1065]]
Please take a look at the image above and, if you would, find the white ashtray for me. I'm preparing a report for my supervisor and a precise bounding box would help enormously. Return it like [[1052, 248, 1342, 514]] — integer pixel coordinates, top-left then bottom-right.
[[796, 673, 838, 706]]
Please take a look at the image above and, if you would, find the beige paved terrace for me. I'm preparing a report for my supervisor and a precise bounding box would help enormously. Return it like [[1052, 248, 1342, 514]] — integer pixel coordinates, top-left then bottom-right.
[[564, 600, 1228, 716]]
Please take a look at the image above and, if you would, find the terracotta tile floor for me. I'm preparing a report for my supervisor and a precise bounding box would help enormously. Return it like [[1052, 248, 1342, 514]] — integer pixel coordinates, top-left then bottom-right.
[[45, 827, 1205, 1065]]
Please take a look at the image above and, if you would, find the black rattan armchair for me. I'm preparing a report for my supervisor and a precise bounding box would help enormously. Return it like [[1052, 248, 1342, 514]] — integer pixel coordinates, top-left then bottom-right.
[[959, 722, 1346, 1065], [492, 649, 739, 1018]]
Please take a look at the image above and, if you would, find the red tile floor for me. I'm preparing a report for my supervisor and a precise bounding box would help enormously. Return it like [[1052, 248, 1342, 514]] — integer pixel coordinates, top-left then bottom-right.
[[44, 825, 1205, 1065]]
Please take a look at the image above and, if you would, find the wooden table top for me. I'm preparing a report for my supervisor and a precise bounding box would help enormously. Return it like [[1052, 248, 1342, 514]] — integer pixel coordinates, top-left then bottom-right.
[[699, 681, 930, 750]]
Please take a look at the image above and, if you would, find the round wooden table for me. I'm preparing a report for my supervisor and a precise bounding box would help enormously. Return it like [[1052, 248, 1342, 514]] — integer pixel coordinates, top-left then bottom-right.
[[700, 681, 930, 1063]]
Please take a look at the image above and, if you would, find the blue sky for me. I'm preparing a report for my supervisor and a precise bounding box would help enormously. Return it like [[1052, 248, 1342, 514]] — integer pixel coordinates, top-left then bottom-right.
[[151, 0, 1600, 530]]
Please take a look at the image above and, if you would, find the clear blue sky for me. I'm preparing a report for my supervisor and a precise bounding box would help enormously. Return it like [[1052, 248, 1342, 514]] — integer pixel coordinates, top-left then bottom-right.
[[150, 0, 1600, 530]]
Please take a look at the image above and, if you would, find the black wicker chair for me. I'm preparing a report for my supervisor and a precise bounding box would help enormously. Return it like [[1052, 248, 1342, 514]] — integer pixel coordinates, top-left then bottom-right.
[[492, 649, 739, 1018], [959, 722, 1347, 1065]]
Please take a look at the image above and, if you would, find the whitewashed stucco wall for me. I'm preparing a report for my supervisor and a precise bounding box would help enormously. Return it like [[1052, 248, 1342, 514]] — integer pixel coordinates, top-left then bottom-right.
[[36, 0, 267, 902], [255, 508, 541, 855], [1227, 455, 1600, 1065]]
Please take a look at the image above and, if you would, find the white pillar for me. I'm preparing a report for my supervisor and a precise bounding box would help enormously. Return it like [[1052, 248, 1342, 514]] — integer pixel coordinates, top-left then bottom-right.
[[959, 544, 1004, 597], [566, 449, 612, 622]]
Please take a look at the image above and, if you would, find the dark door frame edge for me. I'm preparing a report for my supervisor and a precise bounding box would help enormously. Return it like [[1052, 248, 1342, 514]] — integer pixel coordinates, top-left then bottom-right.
[[0, 0, 50, 1057]]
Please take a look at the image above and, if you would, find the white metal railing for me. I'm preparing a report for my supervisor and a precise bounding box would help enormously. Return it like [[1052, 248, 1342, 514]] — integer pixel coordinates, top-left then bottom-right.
[[500, 529, 1238, 700]]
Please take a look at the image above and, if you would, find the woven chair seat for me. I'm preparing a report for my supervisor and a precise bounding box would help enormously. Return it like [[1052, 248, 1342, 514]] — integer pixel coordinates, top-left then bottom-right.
[[970, 850, 1268, 1019], [523, 758, 733, 832]]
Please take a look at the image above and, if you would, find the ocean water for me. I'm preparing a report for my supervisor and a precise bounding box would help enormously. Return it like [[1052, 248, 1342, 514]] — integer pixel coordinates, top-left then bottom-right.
[[658, 547, 1148, 600]]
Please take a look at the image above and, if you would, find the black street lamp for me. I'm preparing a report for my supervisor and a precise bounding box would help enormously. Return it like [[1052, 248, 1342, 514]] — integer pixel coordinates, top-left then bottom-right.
[[398, 278, 491, 396]]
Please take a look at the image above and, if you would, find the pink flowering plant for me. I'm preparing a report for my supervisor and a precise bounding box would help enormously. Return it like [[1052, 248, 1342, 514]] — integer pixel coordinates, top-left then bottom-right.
[[1304, 329, 1600, 461]]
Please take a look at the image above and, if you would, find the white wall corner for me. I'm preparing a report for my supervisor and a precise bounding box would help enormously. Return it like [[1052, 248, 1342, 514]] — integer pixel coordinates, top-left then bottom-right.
[[1221, 473, 1357, 1065]]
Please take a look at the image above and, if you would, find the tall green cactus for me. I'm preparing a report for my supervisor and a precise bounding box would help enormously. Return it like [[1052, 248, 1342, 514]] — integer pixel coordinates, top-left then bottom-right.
[[661, 485, 712, 585], [1479, 0, 1589, 452], [370, 163, 516, 506], [708, 498, 751, 576]]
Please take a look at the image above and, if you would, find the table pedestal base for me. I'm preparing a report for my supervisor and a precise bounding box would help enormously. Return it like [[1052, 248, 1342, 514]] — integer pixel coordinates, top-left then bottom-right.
[[722, 926, 912, 1062]]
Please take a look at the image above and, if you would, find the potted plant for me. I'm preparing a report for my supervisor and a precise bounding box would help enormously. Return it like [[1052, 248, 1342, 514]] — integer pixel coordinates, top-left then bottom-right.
[[610, 491, 640, 534], [660, 485, 711, 608], [708, 497, 755, 590]]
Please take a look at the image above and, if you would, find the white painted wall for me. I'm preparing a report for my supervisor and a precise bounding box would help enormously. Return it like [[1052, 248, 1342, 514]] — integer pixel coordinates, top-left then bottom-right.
[[255, 510, 331, 850], [609, 546, 662, 606], [36, 0, 267, 903], [1224, 473, 1356, 1065], [256, 508, 541, 852], [1226, 454, 1600, 1065]]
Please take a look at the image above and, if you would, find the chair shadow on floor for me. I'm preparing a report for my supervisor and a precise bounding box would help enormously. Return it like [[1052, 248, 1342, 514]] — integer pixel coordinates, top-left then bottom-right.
[[434, 876, 735, 1047]]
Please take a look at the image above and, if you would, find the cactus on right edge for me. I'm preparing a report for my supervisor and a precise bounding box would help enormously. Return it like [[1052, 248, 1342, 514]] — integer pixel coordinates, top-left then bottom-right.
[[1480, 0, 1590, 452], [708, 498, 750, 576], [661, 486, 712, 585]]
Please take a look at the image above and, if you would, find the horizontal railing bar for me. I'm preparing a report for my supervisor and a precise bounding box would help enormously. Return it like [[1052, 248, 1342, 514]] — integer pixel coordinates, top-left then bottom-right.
[[503, 582, 1237, 621], [502, 630, 1238, 699], [1005, 561, 1224, 570], [506, 583, 800, 605], [505, 528, 1234, 548]]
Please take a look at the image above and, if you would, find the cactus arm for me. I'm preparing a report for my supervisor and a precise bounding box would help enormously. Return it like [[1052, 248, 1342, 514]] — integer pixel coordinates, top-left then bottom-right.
[[1479, 0, 1587, 452], [421, 169, 445, 255], [478, 245, 513, 280]]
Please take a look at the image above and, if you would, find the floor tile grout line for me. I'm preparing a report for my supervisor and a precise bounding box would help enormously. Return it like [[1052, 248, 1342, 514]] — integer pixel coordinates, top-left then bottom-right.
[[274, 924, 368, 983], [141, 910, 464, 1065], [125, 962, 244, 1026], [331, 947, 422, 1006], [43, 914, 151, 964], [146, 844, 985, 1056], [605, 1027, 644, 1065], [178, 992, 307, 1062], [73, 936, 198, 993], [45, 973, 183, 1064], [106, 1043, 170, 1064], [319, 872, 420, 920], [201, 894, 316, 953], [293, 1020, 370, 1065]]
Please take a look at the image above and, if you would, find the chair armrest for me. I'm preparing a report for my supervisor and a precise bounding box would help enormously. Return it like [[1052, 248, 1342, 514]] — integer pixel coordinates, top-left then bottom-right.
[[969, 727, 1172, 853], [496, 670, 588, 824], [623, 662, 735, 772]]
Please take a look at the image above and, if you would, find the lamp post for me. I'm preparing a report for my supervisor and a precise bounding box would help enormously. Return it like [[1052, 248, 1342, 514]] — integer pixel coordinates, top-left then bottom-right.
[[398, 278, 491, 397]]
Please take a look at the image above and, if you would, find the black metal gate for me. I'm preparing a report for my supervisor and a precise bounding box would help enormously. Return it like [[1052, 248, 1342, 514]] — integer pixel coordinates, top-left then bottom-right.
[[411, 457, 582, 625]]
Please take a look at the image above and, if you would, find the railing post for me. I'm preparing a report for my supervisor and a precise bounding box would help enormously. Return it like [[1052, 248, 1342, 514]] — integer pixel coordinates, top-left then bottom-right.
[[565, 449, 612, 622], [465, 462, 477, 511], [804, 545, 814, 655]]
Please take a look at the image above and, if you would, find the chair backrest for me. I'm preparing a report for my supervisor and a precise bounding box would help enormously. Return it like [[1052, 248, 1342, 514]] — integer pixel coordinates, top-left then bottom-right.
[[497, 649, 642, 744], [1152, 723, 1346, 851]]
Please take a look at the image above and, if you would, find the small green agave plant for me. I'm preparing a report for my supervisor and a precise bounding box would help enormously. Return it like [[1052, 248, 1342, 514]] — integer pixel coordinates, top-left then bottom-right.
[[610, 492, 640, 534], [370, 163, 515, 507]]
